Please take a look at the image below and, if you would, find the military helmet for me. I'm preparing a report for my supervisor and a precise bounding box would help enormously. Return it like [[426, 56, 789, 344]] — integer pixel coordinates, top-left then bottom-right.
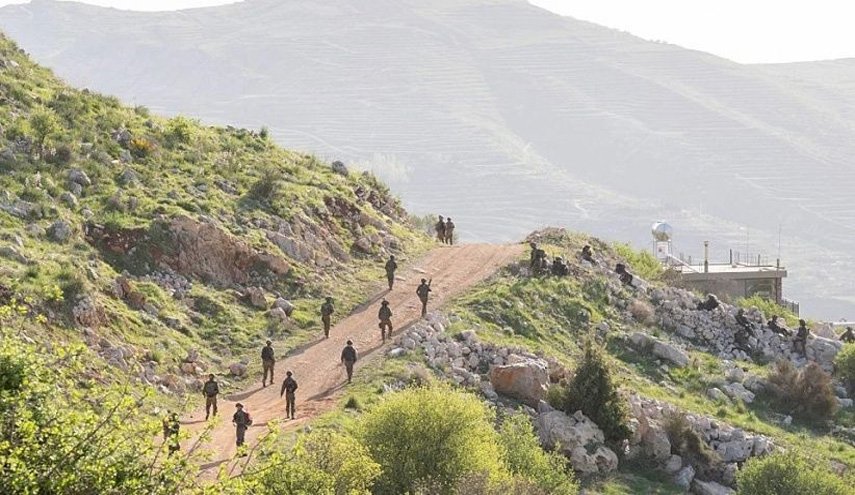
[[236, 403, 244, 408], [346, 340, 353, 345], [421, 278, 427, 284], [266, 340, 272, 345], [286, 371, 293, 376], [381, 300, 389, 305]]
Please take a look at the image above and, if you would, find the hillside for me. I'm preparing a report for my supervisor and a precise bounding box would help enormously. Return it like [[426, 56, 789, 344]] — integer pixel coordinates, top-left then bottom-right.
[[3, 0, 855, 318]]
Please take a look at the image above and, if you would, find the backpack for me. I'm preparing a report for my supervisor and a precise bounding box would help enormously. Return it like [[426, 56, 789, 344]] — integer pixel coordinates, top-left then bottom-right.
[[246, 413, 253, 426]]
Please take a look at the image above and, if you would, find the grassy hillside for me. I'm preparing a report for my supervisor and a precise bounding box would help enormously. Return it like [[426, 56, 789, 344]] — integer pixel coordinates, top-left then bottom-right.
[[0, 32, 429, 397]]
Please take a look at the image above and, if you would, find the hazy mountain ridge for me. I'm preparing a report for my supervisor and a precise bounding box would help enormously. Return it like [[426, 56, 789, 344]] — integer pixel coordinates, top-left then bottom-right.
[[3, 0, 855, 317]]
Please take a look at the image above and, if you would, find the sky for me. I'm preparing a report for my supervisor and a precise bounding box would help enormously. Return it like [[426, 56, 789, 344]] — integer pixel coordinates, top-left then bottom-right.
[[1, 0, 854, 63]]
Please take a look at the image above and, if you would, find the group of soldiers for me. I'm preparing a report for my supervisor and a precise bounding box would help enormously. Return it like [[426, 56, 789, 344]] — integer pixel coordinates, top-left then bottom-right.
[[173, 247, 438, 452], [434, 215, 456, 245], [529, 242, 602, 278]]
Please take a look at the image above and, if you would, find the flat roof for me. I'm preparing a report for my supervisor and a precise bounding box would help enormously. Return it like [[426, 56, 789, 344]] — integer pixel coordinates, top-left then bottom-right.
[[673, 264, 787, 281]]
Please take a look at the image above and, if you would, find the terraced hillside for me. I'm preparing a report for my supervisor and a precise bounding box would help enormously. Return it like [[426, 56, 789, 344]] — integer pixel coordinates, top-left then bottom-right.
[[3, 0, 855, 317]]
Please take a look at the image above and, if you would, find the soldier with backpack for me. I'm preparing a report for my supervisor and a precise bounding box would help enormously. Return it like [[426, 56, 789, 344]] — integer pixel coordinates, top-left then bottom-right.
[[232, 403, 253, 449], [434, 215, 446, 243], [416, 278, 432, 318], [378, 300, 393, 342], [444, 217, 455, 245], [261, 340, 275, 388]]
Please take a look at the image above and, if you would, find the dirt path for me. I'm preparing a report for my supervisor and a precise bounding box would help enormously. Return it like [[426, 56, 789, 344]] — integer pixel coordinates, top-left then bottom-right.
[[182, 243, 524, 478]]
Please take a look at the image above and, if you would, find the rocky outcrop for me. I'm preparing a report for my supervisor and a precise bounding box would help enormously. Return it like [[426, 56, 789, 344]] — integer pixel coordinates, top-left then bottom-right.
[[537, 409, 618, 474], [72, 296, 106, 328], [489, 358, 549, 407]]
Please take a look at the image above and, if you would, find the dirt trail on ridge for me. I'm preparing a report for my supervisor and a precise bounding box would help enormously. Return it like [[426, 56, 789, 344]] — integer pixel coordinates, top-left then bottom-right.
[[182, 243, 524, 479]]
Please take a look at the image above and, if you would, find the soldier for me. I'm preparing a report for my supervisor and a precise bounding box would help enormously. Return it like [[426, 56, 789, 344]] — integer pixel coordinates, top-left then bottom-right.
[[734, 309, 755, 354], [320, 296, 335, 339], [202, 374, 219, 420], [385, 255, 398, 291], [434, 215, 446, 243], [232, 403, 252, 449], [261, 340, 275, 388], [697, 294, 720, 312], [341, 340, 358, 383], [444, 217, 455, 245], [581, 245, 595, 264], [416, 278, 432, 318], [841, 326, 855, 343], [767, 315, 790, 337], [529, 242, 539, 267], [793, 319, 810, 357], [162, 411, 180, 456], [551, 256, 568, 276], [279, 371, 298, 420], [615, 263, 634, 286], [378, 300, 393, 342]]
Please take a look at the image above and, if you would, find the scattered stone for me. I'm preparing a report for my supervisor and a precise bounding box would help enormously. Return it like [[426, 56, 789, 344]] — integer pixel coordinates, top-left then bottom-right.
[[273, 297, 295, 316], [47, 220, 73, 243], [388, 347, 407, 358], [489, 358, 550, 407], [60, 192, 78, 208], [692, 480, 735, 495], [652, 341, 689, 367], [0, 245, 29, 264], [245, 286, 268, 309], [331, 160, 349, 176], [229, 362, 248, 377], [68, 168, 92, 187], [674, 465, 695, 490], [537, 409, 618, 474]]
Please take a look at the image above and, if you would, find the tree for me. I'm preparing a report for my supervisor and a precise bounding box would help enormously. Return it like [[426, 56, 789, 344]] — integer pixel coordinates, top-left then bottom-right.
[[360, 385, 506, 495], [561, 341, 630, 445], [499, 414, 578, 495], [835, 343, 855, 394]]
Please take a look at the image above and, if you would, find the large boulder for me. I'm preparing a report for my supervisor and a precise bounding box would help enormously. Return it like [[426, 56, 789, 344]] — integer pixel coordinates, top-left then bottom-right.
[[47, 220, 73, 243], [806, 336, 842, 372], [537, 410, 618, 474], [245, 286, 268, 309], [489, 358, 549, 406], [692, 480, 735, 495], [652, 341, 690, 367]]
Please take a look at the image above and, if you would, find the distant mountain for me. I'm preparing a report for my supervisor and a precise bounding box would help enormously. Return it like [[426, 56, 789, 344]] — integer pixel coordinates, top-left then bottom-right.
[[3, 0, 855, 318]]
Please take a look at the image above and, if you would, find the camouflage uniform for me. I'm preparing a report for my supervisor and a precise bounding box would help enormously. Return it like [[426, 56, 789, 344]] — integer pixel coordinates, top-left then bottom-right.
[[280, 374, 298, 419], [435, 216, 446, 242], [794, 322, 809, 357], [341, 343, 358, 383], [321, 299, 335, 338], [233, 407, 252, 447], [202, 378, 219, 420], [385, 257, 398, 290], [162, 414, 180, 456], [261, 344, 275, 387], [378, 303, 393, 342], [416, 280, 432, 317], [444, 219, 455, 245]]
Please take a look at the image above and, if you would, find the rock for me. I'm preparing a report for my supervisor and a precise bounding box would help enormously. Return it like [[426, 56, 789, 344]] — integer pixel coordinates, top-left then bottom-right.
[[664, 454, 683, 474], [838, 398, 853, 408], [118, 167, 140, 186], [388, 347, 407, 358], [25, 223, 45, 237], [692, 480, 735, 495], [489, 358, 549, 406], [273, 297, 295, 316], [707, 387, 729, 402], [629, 332, 653, 348], [479, 381, 499, 401], [245, 287, 268, 309], [47, 220, 73, 243], [0, 245, 29, 264], [652, 341, 689, 367], [402, 337, 417, 350], [725, 367, 745, 383], [722, 382, 755, 403], [641, 424, 672, 462], [537, 410, 618, 474], [743, 374, 766, 393], [68, 168, 92, 187], [60, 192, 78, 207], [73, 296, 106, 328], [674, 465, 695, 490], [229, 362, 248, 377], [269, 307, 289, 322]]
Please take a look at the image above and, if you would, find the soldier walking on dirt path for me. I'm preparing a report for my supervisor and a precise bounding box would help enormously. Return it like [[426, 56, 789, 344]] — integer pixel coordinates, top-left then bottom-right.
[[378, 300, 393, 342], [341, 340, 358, 383], [435, 215, 446, 243], [417, 278, 432, 318], [280, 371, 298, 419], [385, 255, 398, 290], [232, 403, 252, 450], [444, 218, 455, 245], [202, 374, 219, 420], [261, 340, 275, 388], [321, 296, 335, 339], [162, 412, 180, 456]]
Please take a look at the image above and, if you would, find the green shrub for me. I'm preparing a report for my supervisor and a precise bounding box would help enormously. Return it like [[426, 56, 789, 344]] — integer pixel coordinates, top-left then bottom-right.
[[257, 430, 380, 495], [835, 344, 855, 394], [766, 360, 838, 422], [737, 452, 850, 495], [737, 295, 799, 327], [663, 413, 719, 478], [499, 414, 578, 495], [28, 107, 61, 151], [360, 385, 506, 495], [128, 136, 155, 158], [560, 341, 631, 445], [613, 242, 663, 281], [165, 116, 194, 146]]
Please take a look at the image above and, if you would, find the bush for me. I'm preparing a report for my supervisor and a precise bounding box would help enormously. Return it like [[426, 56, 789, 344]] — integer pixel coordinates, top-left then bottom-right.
[[835, 344, 855, 394], [613, 242, 663, 281], [737, 452, 850, 495], [257, 430, 380, 495], [629, 299, 654, 324], [249, 167, 281, 202], [29, 107, 61, 151], [128, 136, 155, 158], [360, 385, 506, 495], [560, 341, 631, 445], [663, 413, 719, 478], [766, 360, 838, 421], [499, 414, 578, 495]]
